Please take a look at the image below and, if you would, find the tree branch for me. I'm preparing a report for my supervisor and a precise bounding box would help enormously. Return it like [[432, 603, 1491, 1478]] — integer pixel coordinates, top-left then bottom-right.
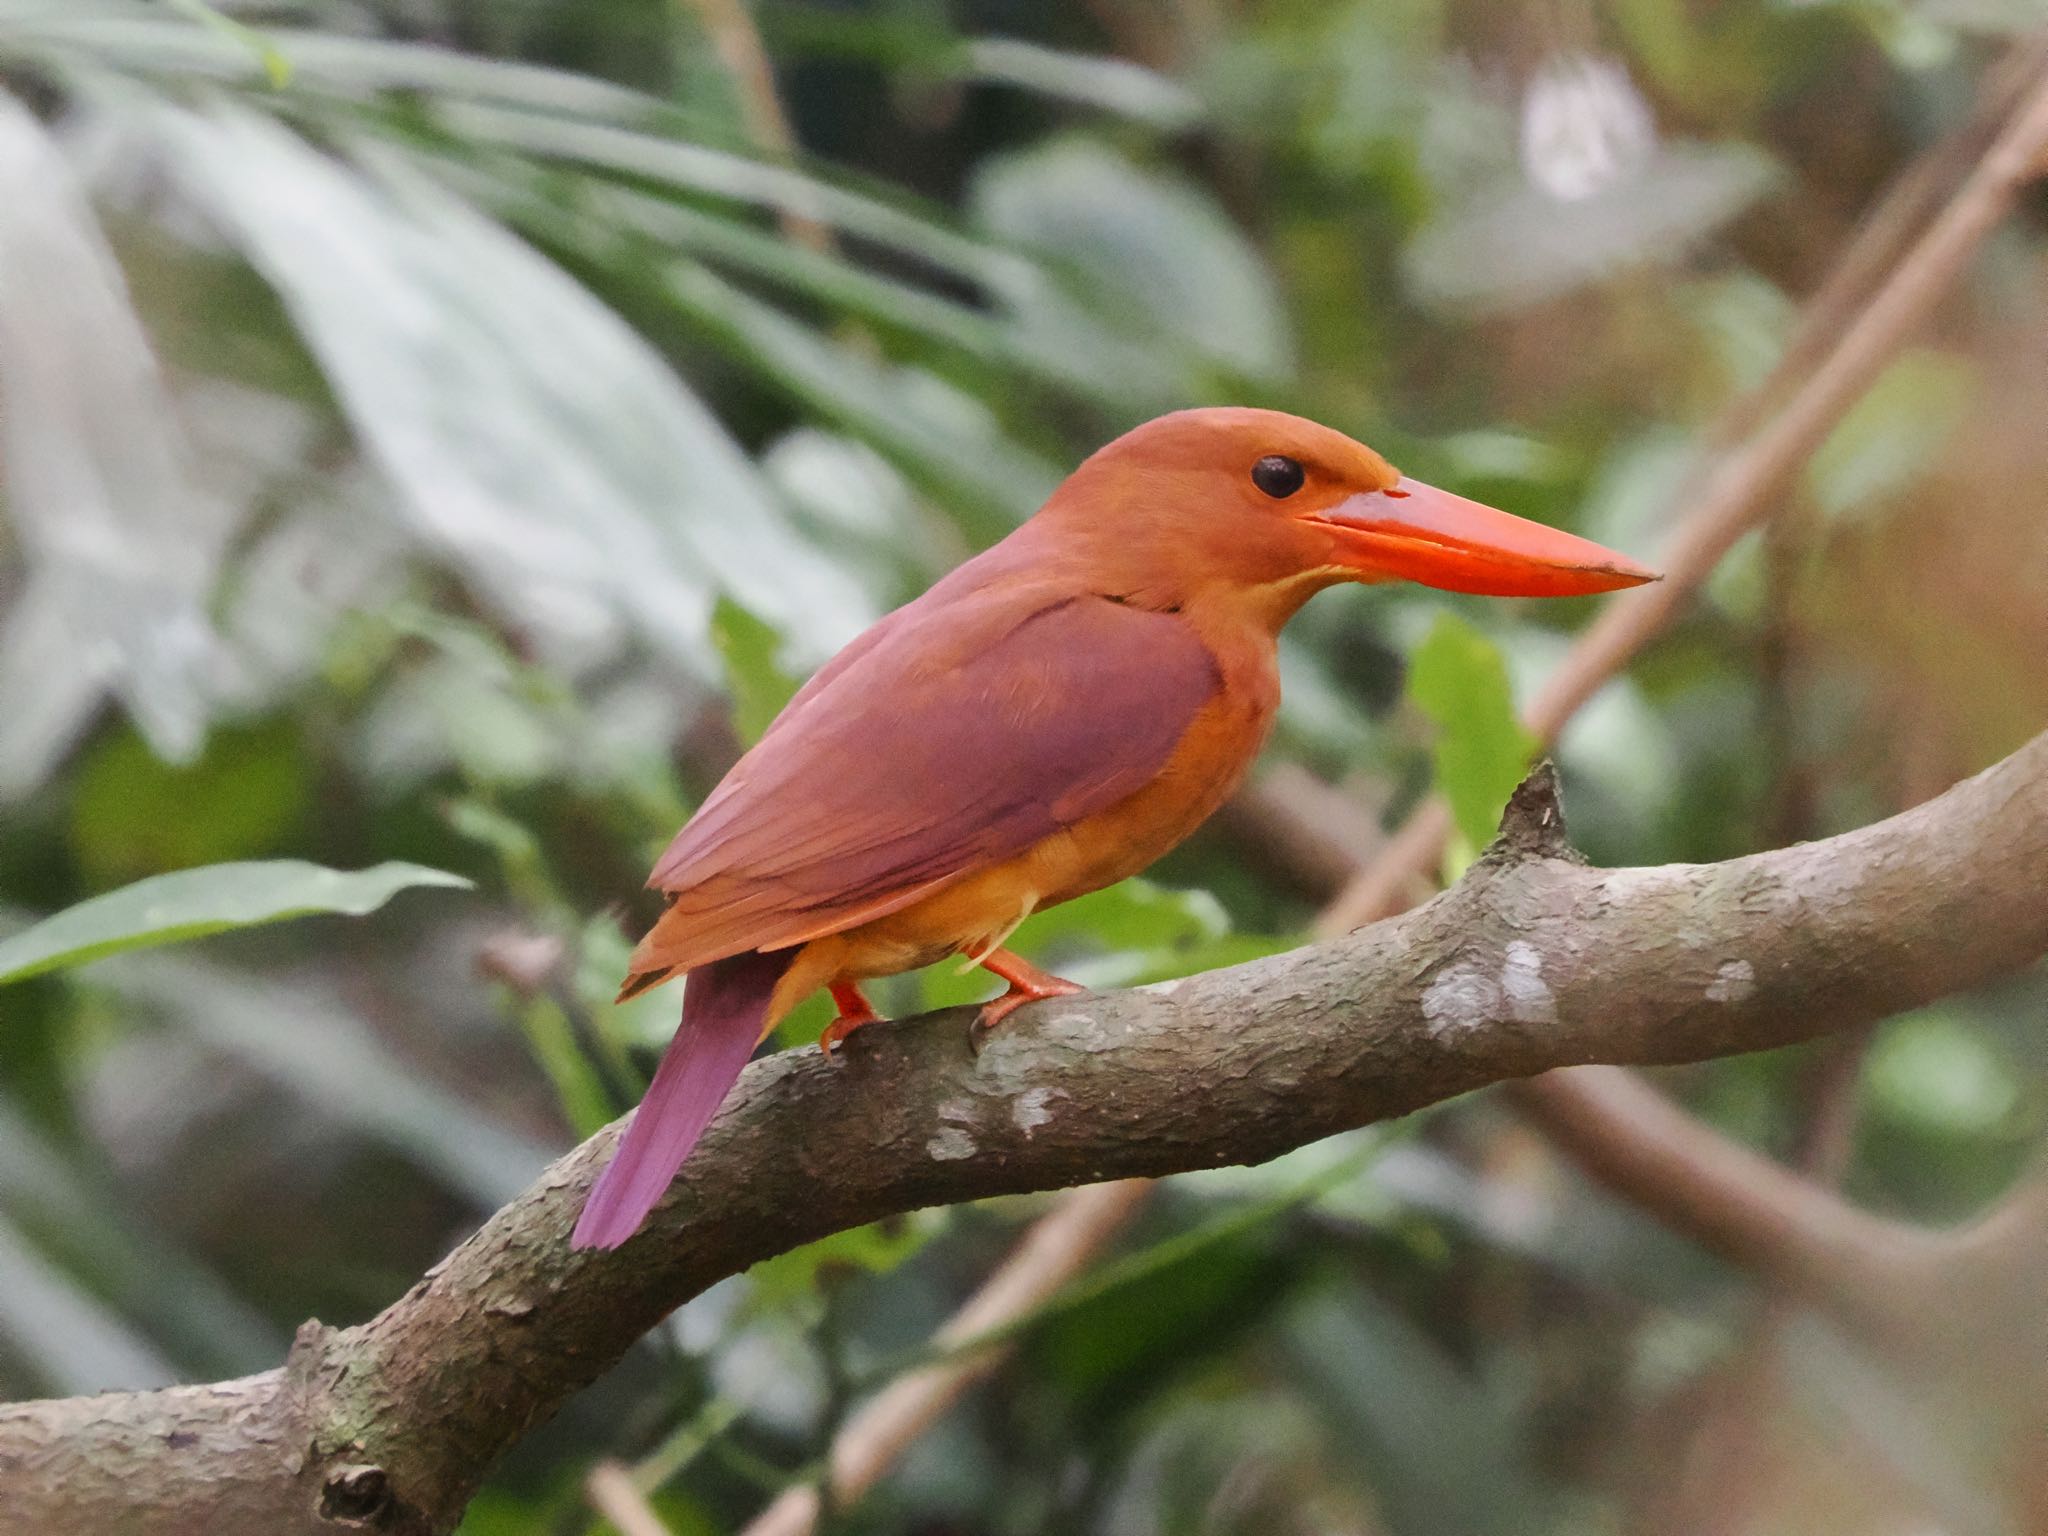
[[1506, 1068, 1942, 1338], [2, 734, 2044, 1536]]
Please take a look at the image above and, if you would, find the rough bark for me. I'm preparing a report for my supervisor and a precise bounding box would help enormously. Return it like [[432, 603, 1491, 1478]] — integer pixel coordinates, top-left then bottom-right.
[[2, 731, 2044, 1536]]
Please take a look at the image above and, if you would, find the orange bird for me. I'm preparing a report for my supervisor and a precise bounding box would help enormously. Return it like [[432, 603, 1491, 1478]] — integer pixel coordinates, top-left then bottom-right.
[[572, 408, 1655, 1248]]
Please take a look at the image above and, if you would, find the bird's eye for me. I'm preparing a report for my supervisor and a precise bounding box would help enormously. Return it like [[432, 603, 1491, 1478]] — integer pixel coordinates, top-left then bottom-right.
[[1251, 455, 1305, 499]]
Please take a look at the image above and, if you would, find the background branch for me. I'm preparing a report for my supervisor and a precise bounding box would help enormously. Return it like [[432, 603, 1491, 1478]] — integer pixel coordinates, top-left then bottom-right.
[[1505, 1068, 1942, 1339], [740, 1179, 1154, 1536], [676, 0, 834, 254], [584, 1461, 674, 1536], [1320, 40, 2048, 930], [2, 732, 2043, 1536]]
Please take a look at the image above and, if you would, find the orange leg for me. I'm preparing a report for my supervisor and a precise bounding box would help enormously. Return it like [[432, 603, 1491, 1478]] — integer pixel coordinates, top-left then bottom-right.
[[819, 980, 884, 1056], [976, 947, 1084, 1031]]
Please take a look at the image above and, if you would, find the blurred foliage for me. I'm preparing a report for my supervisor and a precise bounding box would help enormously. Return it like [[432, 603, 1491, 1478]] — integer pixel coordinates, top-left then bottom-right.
[[0, 1, 2045, 1533], [1404, 612, 1537, 868], [709, 595, 803, 749]]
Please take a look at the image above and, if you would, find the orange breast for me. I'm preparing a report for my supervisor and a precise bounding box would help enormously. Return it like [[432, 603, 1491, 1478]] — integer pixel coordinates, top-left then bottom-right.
[[812, 626, 1281, 985]]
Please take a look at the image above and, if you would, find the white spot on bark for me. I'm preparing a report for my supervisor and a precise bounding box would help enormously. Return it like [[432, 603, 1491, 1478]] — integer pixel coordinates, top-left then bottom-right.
[[1013, 1087, 1058, 1134], [1501, 941, 1556, 1023], [1597, 865, 1693, 901], [973, 1031, 1029, 1070], [1706, 959, 1755, 1003], [927, 1127, 977, 1161], [1422, 963, 1500, 1035]]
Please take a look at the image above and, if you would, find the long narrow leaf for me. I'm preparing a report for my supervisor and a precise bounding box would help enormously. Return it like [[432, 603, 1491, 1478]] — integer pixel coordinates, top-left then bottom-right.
[[0, 861, 471, 986], [102, 956, 553, 1209], [0, 1212, 178, 1394], [153, 102, 874, 669], [652, 258, 1060, 531], [0, 89, 232, 795], [0, 1100, 279, 1374], [432, 98, 1022, 292]]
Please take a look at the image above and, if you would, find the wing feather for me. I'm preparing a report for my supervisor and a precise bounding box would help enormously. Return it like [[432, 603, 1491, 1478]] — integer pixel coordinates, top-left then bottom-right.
[[630, 594, 1220, 976]]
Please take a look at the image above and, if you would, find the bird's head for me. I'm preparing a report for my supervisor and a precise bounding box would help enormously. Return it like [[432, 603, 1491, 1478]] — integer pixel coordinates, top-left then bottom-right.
[[1041, 408, 1657, 624]]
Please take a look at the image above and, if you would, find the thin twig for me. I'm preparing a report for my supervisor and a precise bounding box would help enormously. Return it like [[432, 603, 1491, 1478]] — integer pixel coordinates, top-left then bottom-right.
[[586, 1460, 675, 1536], [739, 1180, 1154, 1536], [1319, 40, 2048, 932], [675, 0, 834, 254]]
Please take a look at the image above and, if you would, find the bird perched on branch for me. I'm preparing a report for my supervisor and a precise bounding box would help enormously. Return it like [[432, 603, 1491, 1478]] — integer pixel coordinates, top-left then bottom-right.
[[572, 408, 1656, 1248]]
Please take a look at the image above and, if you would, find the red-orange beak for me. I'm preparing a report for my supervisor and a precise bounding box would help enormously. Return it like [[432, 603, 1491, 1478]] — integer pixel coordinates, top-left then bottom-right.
[[1305, 478, 1659, 597]]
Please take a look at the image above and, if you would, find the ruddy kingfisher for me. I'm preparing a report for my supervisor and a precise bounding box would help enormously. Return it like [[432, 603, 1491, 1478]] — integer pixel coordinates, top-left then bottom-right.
[[572, 407, 1656, 1248]]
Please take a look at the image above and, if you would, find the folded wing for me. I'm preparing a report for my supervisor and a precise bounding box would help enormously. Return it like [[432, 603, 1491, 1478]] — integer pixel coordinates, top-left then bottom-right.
[[628, 594, 1221, 981]]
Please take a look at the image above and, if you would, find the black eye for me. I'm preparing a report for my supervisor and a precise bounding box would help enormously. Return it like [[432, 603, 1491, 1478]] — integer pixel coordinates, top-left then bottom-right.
[[1251, 455, 1305, 499]]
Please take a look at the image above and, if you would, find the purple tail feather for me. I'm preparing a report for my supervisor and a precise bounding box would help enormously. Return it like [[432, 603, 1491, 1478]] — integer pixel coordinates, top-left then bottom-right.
[[571, 948, 796, 1250]]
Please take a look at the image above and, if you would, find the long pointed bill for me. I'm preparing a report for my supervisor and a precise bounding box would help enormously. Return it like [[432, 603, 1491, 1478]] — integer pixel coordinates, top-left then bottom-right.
[[1306, 478, 1659, 597]]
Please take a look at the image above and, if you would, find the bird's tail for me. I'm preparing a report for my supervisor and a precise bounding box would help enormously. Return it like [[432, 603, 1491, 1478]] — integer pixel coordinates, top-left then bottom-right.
[[571, 947, 797, 1250]]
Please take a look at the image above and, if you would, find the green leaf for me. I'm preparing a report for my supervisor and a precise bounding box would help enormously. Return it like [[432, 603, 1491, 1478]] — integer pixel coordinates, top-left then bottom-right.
[[0, 92, 230, 794], [864, 1133, 1389, 1388], [709, 597, 801, 748], [475, 167, 1142, 414], [0, 860, 472, 986], [962, 40, 1201, 129], [1012, 878, 1230, 956], [1029, 1223, 1285, 1411], [908, 879, 1253, 1012], [747, 1211, 946, 1310], [1406, 613, 1537, 853], [430, 97, 1018, 291], [648, 257, 1059, 532]]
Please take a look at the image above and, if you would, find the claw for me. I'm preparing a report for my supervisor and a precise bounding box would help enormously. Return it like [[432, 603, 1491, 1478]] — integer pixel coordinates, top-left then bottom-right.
[[820, 981, 883, 1058]]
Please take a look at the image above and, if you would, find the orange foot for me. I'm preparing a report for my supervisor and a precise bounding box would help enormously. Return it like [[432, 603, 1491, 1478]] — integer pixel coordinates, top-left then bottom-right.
[[975, 946, 1085, 1033], [819, 981, 884, 1057]]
